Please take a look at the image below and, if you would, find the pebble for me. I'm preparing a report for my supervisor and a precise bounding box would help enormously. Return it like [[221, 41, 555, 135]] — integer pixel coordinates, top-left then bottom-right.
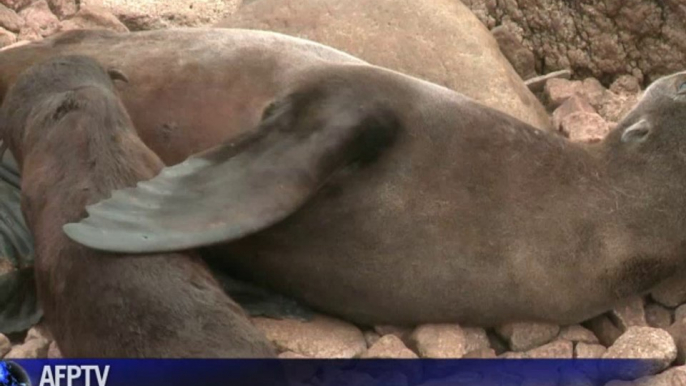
[[252, 315, 366, 359], [495, 322, 560, 352]]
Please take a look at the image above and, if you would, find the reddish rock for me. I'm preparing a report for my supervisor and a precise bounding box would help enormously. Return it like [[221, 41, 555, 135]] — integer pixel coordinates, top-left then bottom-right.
[[252, 315, 366, 359], [361, 335, 418, 359], [645, 303, 673, 330], [46, 0, 76, 18], [552, 93, 596, 132], [603, 327, 677, 379], [575, 342, 607, 359], [610, 75, 641, 95], [545, 78, 583, 108], [0, 3, 23, 31], [610, 297, 648, 332], [0, 26, 15, 47], [526, 339, 573, 359], [409, 324, 468, 359], [561, 111, 610, 143], [4, 338, 50, 359], [18, 0, 59, 37], [59, 6, 129, 33], [495, 322, 560, 352]]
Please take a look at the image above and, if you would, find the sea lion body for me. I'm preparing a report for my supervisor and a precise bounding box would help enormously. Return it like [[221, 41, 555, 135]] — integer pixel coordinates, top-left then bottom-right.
[[0, 55, 275, 357], [3, 29, 686, 328]]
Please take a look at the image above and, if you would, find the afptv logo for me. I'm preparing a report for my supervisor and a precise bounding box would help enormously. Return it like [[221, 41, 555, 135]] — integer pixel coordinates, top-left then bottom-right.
[[38, 366, 110, 386]]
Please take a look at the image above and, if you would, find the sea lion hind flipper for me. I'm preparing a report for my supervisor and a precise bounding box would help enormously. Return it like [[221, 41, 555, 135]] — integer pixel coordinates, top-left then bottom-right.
[[63, 86, 400, 253]]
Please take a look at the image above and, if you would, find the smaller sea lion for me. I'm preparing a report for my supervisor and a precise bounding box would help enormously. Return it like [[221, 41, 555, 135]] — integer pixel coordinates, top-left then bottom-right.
[[0, 55, 275, 357]]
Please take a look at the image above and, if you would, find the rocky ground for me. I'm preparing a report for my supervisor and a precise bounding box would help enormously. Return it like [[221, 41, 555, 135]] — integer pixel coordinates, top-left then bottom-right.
[[1, 1, 686, 385]]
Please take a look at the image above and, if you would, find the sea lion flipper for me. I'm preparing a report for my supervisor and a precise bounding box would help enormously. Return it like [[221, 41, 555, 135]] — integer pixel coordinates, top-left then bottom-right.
[[63, 86, 400, 253]]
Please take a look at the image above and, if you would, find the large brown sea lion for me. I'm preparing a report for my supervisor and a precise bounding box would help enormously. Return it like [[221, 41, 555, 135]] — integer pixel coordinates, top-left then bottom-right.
[[66, 60, 686, 328], [0, 55, 275, 357]]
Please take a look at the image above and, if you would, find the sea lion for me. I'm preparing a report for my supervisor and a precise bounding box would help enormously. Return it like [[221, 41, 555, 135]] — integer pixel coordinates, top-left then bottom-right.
[[0, 55, 275, 357], [65, 63, 686, 328]]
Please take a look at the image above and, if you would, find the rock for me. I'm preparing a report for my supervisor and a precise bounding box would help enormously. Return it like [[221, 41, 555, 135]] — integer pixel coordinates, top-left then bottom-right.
[[47, 341, 62, 359], [552, 94, 596, 133], [0, 3, 22, 31], [408, 324, 468, 359], [652, 272, 686, 308], [575, 342, 607, 359], [252, 315, 366, 359], [462, 348, 497, 358], [26, 324, 52, 341], [462, 0, 685, 83], [559, 325, 599, 344], [4, 338, 50, 359], [676, 305, 686, 323], [561, 111, 610, 143], [0, 0, 32, 11], [219, 0, 552, 131], [526, 339, 573, 359], [603, 327, 677, 379], [81, 0, 240, 31], [525, 70, 572, 93], [373, 325, 412, 342], [0, 25, 15, 47], [0, 334, 10, 357], [18, 0, 59, 37], [47, 0, 76, 18], [667, 318, 686, 365], [610, 75, 642, 95], [361, 335, 418, 359], [462, 327, 491, 353], [498, 351, 528, 359], [610, 297, 648, 332], [491, 25, 536, 80], [545, 78, 583, 109], [363, 331, 381, 348], [59, 6, 129, 33], [645, 303, 673, 330], [495, 322, 560, 352], [631, 366, 686, 386], [586, 314, 623, 347], [487, 330, 509, 355]]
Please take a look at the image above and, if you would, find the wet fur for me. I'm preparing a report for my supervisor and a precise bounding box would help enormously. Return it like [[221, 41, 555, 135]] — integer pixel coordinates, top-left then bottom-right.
[[0, 56, 275, 357]]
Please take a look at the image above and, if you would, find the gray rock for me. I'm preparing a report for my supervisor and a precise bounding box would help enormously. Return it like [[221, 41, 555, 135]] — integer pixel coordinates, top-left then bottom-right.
[[0, 3, 22, 31], [610, 297, 648, 332], [645, 303, 673, 330], [219, 0, 552, 131], [575, 343, 607, 359], [0, 333, 10, 357], [491, 25, 536, 80], [252, 315, 366, 359], [559, 325, 599, 344], [409, 324, 468, 359], [361, 335, 418, 359], [496, 322, 560, 352], [4, 338, 50, 359], [526, 339, 573, 359], [603, 327, 677, 379]]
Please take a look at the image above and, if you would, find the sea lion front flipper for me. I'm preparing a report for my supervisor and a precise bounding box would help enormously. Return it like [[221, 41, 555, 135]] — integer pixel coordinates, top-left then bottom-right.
[[63, 86, 400, 253]]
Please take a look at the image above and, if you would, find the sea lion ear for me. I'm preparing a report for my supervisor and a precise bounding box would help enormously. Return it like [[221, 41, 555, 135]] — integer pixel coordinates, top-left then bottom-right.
[[62, 88, 400, 254], [107, 68, 129, 84], [621, 119, 652, 143]]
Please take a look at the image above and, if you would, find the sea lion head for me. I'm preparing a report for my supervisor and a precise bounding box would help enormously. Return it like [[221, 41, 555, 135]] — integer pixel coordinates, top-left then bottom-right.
[[0, 55, 126, 165]]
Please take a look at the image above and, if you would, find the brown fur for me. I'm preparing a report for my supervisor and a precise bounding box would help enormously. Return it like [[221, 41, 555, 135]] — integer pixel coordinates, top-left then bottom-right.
[[0, 55, 275, 357]]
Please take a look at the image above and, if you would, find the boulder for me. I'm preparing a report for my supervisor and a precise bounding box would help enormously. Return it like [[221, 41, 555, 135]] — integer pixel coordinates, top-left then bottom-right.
[[603, 327, 677, 380], [218, 0, 552, 131], [495, 322, 559, 352], [58, 6, 129, 33]]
